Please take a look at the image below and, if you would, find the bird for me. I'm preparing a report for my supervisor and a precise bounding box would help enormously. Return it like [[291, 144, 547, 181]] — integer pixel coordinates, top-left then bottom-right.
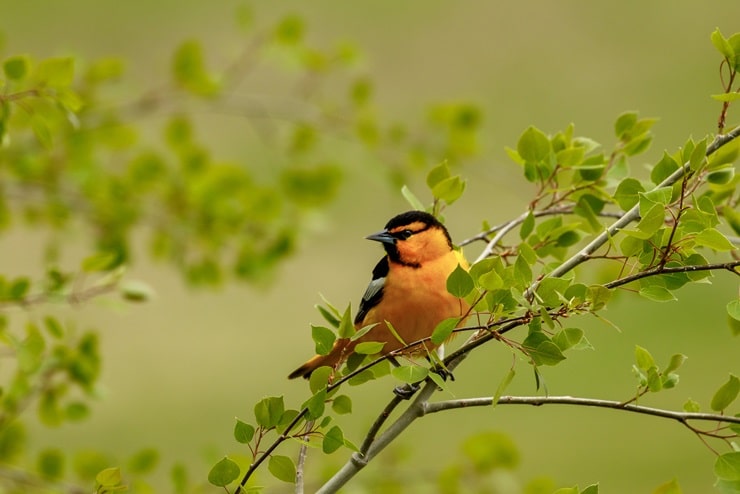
[[288, 210, 470, 380]]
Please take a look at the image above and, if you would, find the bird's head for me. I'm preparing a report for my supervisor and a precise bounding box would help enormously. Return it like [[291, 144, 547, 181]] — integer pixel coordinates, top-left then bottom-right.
[[365, 211, 453, 267]]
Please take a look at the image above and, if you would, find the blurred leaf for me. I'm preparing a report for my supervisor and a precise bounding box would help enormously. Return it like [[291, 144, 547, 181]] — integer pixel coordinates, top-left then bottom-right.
[[120, 280, 155, 303], [95, 467, 123, 488], [462, 431, 519, 472], [37, 448, 64, 480], [4, 55, 30, 80], [714, 452, 740, 481], [172, 40, 219, 96], [36, 57, 74, 86], [274, 14, 304, 45], [128, 448, 158, 475], [268, 455, 295, 483], [710, 374, 739, 411], [208, 457, 240, 487]]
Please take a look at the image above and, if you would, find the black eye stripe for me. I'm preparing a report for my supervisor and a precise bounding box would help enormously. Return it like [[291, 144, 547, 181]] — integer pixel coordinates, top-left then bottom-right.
[[390, 224, 432, 240]]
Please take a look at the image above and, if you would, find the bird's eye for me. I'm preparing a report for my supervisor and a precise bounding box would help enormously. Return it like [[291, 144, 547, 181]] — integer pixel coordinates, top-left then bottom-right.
[[398, 229, 413, 240]]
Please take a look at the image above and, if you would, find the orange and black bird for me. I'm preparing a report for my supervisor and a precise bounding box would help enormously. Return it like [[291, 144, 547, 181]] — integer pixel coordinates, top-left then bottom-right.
[[288, 210, 470, 380]]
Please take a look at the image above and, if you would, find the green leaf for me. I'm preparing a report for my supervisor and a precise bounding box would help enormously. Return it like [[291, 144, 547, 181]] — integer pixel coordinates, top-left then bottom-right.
[[37, 449, 64, 480], [172, 40, 219, 96], [728, 300, 740, 322], [95, 467, 123, 488], [120, 280, 155, 303], [268, 455, 295, 483], [523, 334, 566, 366], [309, 367, 332, 394], [337, 304, 355, 339], [332, 395, 352, 415], [689, 138, 707, 171], [311, 325, 336, 356], [632, 203, 665, 238], [639, 285, 676, 302], [652, 478, 682, 494], [127, 448, 158, 475], [31, 114, 52, 149], [534, 277, 571, 307], [208, 457, 240, 487], [520, 211, 535, 239], [714, 452, 740, 481], [635, 345, 656, 371], [517, 126, 550, 162], [234, 419, 255, 444], [694, 228, 735, 251], [462, 431, 520, 472], [614, 178, 645, 210], [553, 328, 585, 351], [81, 252, 118, 272], [431, 317, 460, 345], [711, 28, 735, 60], [706, 167, 735, 184], [391, 365, 429, 383], [581, 485, 600, 494], [492, 367, 516, 408], [401, 185, 425, 211], [43, 316, 64, 339], [663, 353, 687, 375], [711, 92, 740, 102], [303, 388, 327, 419], [322, 425, 345, 454], [36, 57, 74, 87], [426, 161, 451, 189], [683, 398, 700, 413], [9, 277, 31, 301], [4, 55, 29, 81], [447, 264, 473, 298], [274, 14, 304, 44], [710, 374, 739, 411], [615, 111, 638, 139], [650, 152, 680, 185], [354, 341, 385, 354], [254, 396, 284, 428], [432, 175, 466, 205]]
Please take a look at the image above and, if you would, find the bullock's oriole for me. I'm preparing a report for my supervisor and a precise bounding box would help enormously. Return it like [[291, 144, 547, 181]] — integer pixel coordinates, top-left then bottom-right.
[[288, 210, 470, 380]]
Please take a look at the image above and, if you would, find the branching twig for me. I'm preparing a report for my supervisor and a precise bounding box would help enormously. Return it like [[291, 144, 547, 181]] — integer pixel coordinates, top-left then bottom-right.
[[605, 260, 740, 289]]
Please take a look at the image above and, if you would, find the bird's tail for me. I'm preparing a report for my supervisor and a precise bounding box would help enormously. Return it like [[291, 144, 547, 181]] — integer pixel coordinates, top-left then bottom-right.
[[287, 339, 350, 379]]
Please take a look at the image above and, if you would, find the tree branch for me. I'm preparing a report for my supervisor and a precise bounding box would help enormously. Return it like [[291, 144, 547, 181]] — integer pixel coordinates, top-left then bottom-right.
[[424, 395, 740, 425], [605, 260, 740, 289]]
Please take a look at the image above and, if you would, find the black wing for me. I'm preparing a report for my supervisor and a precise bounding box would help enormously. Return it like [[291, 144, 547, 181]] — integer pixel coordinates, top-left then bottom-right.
[[354, 256, 389, 325]]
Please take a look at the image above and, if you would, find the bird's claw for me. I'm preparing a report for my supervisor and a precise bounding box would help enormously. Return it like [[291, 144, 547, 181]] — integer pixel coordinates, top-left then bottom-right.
[[393, 383, 420, 399]]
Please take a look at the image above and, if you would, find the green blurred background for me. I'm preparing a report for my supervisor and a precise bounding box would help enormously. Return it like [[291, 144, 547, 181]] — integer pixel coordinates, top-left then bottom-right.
[[1, 1, 739, 492]]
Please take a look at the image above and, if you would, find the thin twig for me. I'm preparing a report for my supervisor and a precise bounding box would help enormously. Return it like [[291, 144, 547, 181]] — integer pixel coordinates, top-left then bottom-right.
[[605, 260, 740, 289]]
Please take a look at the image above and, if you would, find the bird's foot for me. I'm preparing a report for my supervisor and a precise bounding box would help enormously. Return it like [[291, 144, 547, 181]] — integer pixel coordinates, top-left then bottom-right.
[[393, 383, 420, 399]]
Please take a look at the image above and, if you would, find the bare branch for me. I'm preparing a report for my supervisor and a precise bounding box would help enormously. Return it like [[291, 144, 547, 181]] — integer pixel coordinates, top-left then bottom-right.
[[605, 260, 740, 289], [424, 395, 740, 425]]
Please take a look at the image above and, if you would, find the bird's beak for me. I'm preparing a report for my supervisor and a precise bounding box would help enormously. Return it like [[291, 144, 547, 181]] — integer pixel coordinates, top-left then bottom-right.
[[365, 229, 396, 245]]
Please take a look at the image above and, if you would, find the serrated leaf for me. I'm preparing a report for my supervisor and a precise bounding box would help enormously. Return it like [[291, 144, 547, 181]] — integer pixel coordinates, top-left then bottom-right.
[[268, 455, 295, 483], [710, 374, 739, 412], [391, 365, 429, 383], [322, 425, 345, 454], [431, 317, 460, 345], [447, 264, 473, 298], [234, 419, 255, 444]]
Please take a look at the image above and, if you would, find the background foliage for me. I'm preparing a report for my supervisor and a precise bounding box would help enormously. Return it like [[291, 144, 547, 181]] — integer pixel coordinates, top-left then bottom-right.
[[0, 1, 738, 493]]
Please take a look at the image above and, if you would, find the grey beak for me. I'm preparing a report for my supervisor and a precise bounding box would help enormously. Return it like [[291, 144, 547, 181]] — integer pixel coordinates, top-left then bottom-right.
[[365, 230, 396, 245]]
